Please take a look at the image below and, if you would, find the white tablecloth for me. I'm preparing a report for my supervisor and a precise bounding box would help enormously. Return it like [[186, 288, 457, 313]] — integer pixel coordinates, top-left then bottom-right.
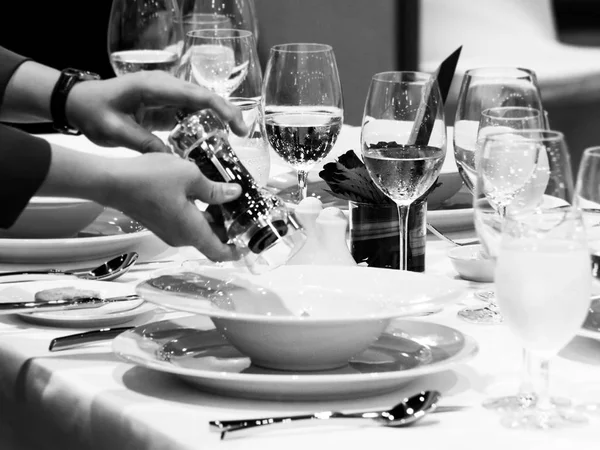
[[1, 130, 600, 449], [1, 239, 600, 450]]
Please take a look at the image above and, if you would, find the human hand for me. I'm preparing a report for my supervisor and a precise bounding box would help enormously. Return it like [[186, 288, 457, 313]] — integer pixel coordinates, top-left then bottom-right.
[[65, 71, 248, 154], [101, 153, 242, 261]]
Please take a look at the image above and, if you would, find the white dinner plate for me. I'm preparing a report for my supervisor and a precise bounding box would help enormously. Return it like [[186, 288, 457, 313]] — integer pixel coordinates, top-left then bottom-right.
[[0, 280, 156, 328], [113, 316, 479, 400], [0, 209, 169, 267]]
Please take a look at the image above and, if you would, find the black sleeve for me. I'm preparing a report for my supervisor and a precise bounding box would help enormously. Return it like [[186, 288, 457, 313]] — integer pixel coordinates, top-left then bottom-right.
[[0, 46, 52, 229]]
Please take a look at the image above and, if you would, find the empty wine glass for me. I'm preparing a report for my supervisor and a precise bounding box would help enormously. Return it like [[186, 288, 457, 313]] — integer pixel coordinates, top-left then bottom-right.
[[179, 28, 254, 98], [454, 67, 544, 192], [361, 71, 446, 270], [575, 147, 600, 280], [494, 205, 591, 429], [178, 0, 258, 40], [262, 43, 344, 201], [107, 0, 182, 77]]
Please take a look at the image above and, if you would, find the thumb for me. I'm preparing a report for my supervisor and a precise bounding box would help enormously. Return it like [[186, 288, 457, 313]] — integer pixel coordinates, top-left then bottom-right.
[[117, 120, 171, 153], [190, 174, 242, 205]]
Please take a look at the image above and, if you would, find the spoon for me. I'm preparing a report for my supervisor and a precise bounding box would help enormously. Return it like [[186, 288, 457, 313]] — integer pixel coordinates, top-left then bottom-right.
[[210, 390, 441, 439], [0, 252, 139, 283]]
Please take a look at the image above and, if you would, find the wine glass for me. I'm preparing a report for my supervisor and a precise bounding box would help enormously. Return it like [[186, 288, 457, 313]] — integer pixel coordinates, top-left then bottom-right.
[[107, 0, 182, 77], [458, 106, 548, 322], [176, 13, 232, 36], [575, 146, 600, 279], [179, 28, 254, 98], [178, 0, 258, 40], [454, 67, 544, 193], [361, 71, 446, 271], [262, 43, 344, 201], [494, 205, 591, 429], [472, 130, 577, 413]]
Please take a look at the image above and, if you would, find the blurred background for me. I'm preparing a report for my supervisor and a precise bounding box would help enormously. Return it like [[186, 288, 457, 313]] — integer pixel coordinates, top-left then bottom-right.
[[1, 0, 600, 173]]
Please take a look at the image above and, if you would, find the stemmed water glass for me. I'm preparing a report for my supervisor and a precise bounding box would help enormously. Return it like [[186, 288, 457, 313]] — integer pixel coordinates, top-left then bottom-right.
[[107, 0, 182, 77], [494, 204, 591, 429], [262, 43, 344, 201], [473, 130, 578, 413], [361, 71, 446, 271]]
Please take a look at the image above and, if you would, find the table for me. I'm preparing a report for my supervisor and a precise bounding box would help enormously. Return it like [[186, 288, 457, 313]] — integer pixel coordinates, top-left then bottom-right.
[[1, 129, 600, 449], [1, 238, 600, 450]]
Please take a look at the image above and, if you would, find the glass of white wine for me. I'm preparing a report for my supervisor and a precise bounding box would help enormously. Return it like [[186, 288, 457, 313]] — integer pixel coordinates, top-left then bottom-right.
[[361, 71, 446, 271], [107, 0, 182, 77], [262, 43, 344, 201]]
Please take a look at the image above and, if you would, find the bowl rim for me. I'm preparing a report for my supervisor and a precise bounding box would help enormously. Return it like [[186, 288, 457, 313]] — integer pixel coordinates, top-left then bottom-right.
[[136, 265, 465, 323]]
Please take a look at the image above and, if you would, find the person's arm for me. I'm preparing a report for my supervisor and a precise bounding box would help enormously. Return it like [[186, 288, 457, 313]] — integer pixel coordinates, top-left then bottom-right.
[[0, 124, 52, 228], [0, 46, 59, 123]]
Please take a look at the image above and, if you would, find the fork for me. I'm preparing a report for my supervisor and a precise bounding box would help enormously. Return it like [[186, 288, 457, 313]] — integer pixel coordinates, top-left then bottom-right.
[[427, 223, 479, 247]]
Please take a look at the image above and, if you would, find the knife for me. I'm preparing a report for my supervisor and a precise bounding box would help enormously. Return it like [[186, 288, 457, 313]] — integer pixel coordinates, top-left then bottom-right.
[[49, 326, 135, 351], [0, 294, 141, 315]]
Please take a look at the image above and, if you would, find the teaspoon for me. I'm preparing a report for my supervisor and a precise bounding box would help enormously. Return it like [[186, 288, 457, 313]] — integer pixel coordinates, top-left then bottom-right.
[[210, 390, 441, 439], [0, 252, 139, 283]]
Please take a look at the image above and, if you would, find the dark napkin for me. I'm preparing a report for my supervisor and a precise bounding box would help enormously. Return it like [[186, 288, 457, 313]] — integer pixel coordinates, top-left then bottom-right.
[[408, 46, 462, 146]]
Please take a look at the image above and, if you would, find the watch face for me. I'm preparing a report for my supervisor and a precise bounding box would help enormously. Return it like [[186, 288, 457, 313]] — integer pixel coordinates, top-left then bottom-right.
[[64, 68, 101, 81]]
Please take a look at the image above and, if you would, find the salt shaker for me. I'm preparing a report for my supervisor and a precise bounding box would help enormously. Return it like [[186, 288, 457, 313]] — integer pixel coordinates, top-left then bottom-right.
[[168, 109, 306, 274], [314, 207, 357, 266], [286, 197, 323, 265]]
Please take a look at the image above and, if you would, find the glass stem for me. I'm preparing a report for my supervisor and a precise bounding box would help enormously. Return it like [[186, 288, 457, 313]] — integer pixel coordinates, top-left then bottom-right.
[[397, 204, 410, 271], [517, 349, 535, 405], [531, 355, 552, 410], [297, 170, 309, 201]]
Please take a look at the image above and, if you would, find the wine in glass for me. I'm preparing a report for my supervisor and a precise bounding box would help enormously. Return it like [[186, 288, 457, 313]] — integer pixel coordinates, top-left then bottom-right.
[[262, 43, 343, 201], [361, 71, 446, 271], [107, 0, 182, 77], [454, 67, 544, 192]]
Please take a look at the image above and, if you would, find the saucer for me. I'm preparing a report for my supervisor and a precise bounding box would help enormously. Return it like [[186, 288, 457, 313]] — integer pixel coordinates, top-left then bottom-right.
[[0, 209, 168, 267], [113, 316, 478, 400], [0, 280, 156, 328]]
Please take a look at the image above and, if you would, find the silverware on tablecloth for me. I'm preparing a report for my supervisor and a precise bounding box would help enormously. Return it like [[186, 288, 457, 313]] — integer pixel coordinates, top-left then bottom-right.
[[0, 294, 142, 315], [426, 223, 479, 247], [49, 326, 136, 351], [0, 252, 139, 283], [210, 390, 442, 439]]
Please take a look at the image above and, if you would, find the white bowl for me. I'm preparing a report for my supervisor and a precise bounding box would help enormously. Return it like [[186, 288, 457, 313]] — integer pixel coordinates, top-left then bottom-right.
[[0, 197, 105, 239], [136, 264, 465, 371], [448, 244, 495, 282]]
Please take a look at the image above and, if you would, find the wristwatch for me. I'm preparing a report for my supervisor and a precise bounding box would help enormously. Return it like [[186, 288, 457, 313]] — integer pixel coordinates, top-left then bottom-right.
[[50, 68, 101, 135]]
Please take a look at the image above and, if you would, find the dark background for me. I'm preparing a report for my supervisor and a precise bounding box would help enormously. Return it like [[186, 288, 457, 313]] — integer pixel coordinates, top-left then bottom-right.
[[1, 0, 599, 130]]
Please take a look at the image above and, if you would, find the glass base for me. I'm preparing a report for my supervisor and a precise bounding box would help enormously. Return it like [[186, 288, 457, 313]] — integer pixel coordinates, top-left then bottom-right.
[[483, 394, 571, 412], [457, 306, 503, 324], [483, 394, 536, 411], [500, 406, 588, 429], [475, 289, 496, 303]]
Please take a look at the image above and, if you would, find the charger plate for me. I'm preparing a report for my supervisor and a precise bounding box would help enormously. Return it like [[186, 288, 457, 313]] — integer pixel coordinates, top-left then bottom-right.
[[113, 316, 478, 401]]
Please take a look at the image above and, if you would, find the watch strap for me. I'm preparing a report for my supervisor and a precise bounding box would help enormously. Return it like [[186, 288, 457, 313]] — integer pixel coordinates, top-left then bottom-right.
[[50, 68, 100, 135]]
